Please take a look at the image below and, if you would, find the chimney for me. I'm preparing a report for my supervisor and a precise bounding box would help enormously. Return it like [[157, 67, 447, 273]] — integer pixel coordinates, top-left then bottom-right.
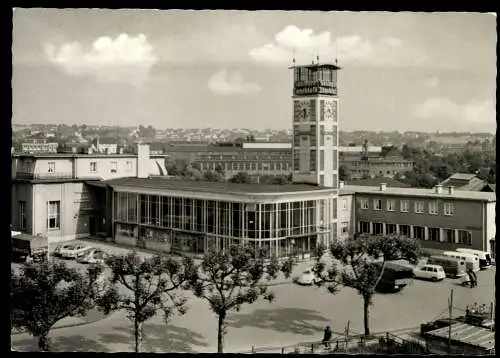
[[447, 186, 455, 195], [136, 143, 150, 179], [435, 184, 443, 194], [339, 181, 345, 189], [380, 182, 387, 191]]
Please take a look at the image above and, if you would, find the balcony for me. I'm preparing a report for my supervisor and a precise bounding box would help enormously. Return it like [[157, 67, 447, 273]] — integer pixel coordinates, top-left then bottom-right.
[[15, 172, 74, 180]]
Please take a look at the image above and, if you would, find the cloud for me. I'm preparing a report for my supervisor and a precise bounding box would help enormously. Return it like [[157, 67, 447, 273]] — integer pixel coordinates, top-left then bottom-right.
[[44, 33, 157, 86], [249, 25, 426, 66], [208, 69, 261, 95], [414, 97, 495, 124], [424, 76, 439, 88]]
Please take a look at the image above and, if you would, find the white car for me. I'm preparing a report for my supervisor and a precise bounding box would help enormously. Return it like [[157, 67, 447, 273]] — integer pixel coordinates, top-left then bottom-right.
[[296, 268, 321, 286], [59, 244, 93, 259], [76, 249, 109, 264], [53, 244, 74, 257], [413, 264, 446, 282]]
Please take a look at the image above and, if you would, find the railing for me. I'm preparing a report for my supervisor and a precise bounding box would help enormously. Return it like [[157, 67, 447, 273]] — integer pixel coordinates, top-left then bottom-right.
[[15, 172, 74, 180]]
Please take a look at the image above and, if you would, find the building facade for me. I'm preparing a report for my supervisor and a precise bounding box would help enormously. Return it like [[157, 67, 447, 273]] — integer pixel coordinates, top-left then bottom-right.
[[107, 178, 337, 258], [345, 183, 496, 257], [19, 139, 58, 154]]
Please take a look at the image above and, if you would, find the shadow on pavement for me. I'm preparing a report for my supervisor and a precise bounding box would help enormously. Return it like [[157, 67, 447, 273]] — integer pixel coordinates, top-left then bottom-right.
[[13, 335, 110, 352], [99, 323, 209, 353], [228, 308, 329, 336]]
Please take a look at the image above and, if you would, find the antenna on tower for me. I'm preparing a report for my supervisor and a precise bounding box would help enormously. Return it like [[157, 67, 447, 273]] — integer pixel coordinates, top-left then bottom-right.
[[317, 53, 320, 63], [335, 39, 339, 65], [292, 48, 296, 66]]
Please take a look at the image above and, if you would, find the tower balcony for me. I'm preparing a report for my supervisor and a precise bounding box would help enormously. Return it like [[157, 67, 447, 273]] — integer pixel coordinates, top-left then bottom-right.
[[15, 171, 75, 180]]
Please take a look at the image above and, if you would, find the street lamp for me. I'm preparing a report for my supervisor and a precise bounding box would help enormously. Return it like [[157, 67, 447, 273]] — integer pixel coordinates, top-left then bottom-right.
[[290, 239, 296, 262]]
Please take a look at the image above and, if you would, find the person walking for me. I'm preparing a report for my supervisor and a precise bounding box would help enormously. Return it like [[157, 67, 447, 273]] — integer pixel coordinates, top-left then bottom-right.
[[322, 326, 332, 349], [471, 269, 478, 288], [467, 268, 476, 288]]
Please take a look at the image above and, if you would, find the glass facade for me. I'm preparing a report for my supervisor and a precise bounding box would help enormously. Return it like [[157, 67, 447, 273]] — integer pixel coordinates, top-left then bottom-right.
[[113, 191, 330, 257]]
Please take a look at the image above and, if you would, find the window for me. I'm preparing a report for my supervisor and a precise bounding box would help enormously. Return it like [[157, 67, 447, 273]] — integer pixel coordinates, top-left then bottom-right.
[[428, 227, 440, 241], [414, 201, 424, 214], [341, 221, 349, 234], [373, 199, 382, 211], [386, 199, 396, 211], [342, 199, 347, 210], [413, 226, 425, 240], [428, 201, 438, 215], [400, 200, 409, 213], [444, 229, 456, 243], [399, 224, 411, 237], [89, 161, 97, 173], [47, 201, 60, 229], [458, 230, 472, 246], [386, 223, 397, 234], [360, 198, 369, 210], [373, 222, 384, 235], [444, 202, 454, 216], [126, 160, 133, 172], [111, 161, 118, 173], [19, 201, 26, 230], [48, 162, 55, 173], [359, 221, 370, 233]]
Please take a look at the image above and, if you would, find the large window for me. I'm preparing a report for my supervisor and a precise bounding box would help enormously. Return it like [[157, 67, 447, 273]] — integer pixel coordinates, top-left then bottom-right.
[[386, 199, 396, 211], [458, 230, 472, 246], [444, 202, 454, 216], [444, 229, 456, 243], [373, 199, 382, 211], [373, 222, 384, 235], [360, 198, 369, 210], [400, 200, 409, 213], [386, 223, 397, 234], [89, 161, 97, 173], [399, 224, 411, 237], [428, 227, 440, 241], [47, 201, 60, 229], [48, 162, 55, 173], [414, 201, 424, 214], [428, 201, 438, 215], [111, 161, 118, 173], [342, 198, 347, 210], [341, 221, 349, 234], [359, 221, 370, 233], [19, 201, 26, 230], [413, 226, 425, 240]]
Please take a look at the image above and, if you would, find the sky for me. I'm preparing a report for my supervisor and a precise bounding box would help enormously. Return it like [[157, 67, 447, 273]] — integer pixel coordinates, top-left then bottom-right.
[[12, 9, 497, 132]]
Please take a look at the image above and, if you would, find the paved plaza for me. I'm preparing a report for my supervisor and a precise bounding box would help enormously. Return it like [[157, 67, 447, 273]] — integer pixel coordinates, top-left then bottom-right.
[[11, 244, 495, 353]]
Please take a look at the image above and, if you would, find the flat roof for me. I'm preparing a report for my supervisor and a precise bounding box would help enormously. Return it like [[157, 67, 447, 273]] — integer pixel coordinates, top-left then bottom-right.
[[426, 322, 494, 351], [103, 177, 333, 195], [288, 62, 341, 70], [344, 185, 496, 202]]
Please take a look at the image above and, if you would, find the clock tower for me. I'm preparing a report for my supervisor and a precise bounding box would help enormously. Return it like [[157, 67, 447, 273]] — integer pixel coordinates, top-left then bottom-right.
[[290, 60, 341, 188]]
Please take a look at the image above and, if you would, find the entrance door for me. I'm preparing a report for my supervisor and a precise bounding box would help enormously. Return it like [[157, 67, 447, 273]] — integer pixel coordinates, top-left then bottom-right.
[[89, 217, 97, 236]]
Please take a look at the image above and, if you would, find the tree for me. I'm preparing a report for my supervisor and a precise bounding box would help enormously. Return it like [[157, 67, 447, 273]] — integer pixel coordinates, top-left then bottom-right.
[[229, 171, 252, 183], [214, 164, 225, 175], [309, 234, 420, 337], [188, 245, 295, 353], [191, 162, 202, 171], [10, 261, 102, 351], [166, 162, 179, 176], [183, 166, 203, 181], [203, 171, 224, 182], [97, 252, 196, 352]]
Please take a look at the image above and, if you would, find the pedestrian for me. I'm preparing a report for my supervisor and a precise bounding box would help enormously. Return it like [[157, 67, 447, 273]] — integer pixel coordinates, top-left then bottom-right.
[[322, 325, 332, 349], [471, 270, 478, 288], [467, 268, 476, 288]]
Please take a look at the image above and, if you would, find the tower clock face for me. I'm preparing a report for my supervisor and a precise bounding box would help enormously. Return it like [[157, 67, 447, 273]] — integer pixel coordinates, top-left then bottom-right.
[[294, 100, 311, 122], [324, 101, 337, 121]]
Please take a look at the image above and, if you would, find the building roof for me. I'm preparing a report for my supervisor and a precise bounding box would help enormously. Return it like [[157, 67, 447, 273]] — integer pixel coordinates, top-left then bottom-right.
[[345, 178, 411, 188], [103, 177, 332, 195], [13, 153, 165, 159], [440, 173, 489, 191], [425, 322, 494, 351], [444, 173, 477, 181], [343, 184, 496, 202]]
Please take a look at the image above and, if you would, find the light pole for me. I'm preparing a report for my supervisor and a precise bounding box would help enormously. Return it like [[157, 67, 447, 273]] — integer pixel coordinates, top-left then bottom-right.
[[290, 239, 296, 263]]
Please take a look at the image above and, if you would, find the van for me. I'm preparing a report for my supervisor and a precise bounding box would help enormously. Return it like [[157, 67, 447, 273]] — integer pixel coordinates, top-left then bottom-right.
[[374, 261, 414, 293], [455, 248, 492, 270], [427, 255, 465, 278], [443, 251, 480, 272]]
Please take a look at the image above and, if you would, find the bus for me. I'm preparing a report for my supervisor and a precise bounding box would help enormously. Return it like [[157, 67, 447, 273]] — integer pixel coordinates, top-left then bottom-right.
[[374, 261, 414, 293], [455, 249, 492, 270], [443, 251, 480, 272]]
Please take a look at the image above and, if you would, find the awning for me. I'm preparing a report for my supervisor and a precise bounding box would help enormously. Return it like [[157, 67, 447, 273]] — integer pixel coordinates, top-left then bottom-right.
[[85, 180, 108, 189]]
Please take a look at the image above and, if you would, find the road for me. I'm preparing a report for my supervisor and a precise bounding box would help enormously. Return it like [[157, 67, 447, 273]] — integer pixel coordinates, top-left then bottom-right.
[[11, 247, 495, 353]]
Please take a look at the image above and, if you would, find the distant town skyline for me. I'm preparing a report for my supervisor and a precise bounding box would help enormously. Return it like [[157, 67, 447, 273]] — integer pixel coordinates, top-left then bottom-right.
[[12, 9, 497, 132]]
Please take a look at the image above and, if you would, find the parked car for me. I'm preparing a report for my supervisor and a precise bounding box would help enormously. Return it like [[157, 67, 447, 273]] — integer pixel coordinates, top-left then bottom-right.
[[76, 249, 110, 264], [59, 244, 93, 259], [296, 268, 321, 286], [53, 244, 75, 257], [413, 264, 446, 282]]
